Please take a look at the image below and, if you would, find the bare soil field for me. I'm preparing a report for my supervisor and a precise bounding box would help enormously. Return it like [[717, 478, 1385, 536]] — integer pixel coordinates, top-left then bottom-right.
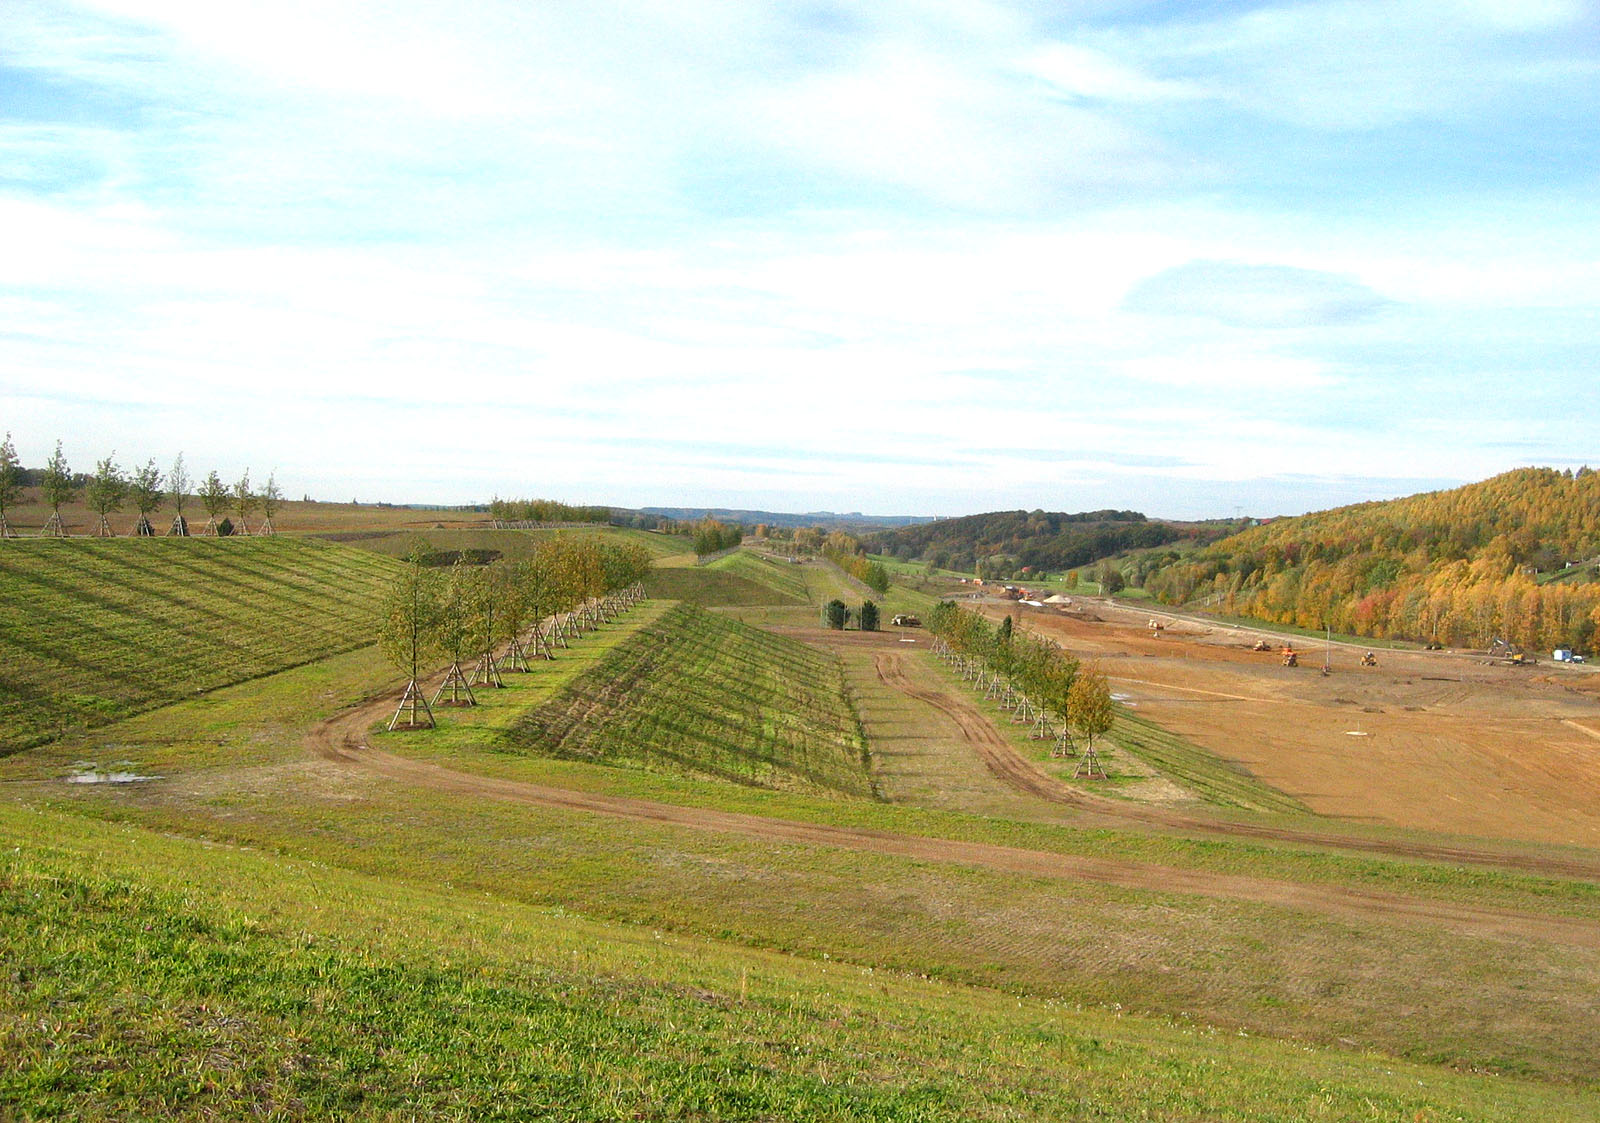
[[304, 686, 1600, 950], [1003, 599, 1600, 849]]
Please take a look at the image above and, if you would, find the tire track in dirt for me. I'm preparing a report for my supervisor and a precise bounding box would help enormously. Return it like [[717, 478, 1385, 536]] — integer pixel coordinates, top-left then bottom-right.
[[852, 646, 1600, 884], [871, 650, 1099, 808], [307, 689, 1600, 948]]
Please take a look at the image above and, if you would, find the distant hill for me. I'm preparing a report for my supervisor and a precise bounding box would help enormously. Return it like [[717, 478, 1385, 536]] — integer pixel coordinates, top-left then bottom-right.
[[1145, 467, 1600, 652], [631, 507, 938, 531], [864, 509, 1232, 576]]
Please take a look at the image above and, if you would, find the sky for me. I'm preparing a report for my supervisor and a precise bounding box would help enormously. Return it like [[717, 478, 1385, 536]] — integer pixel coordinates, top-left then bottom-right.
[[2, 0, 1598, 519]]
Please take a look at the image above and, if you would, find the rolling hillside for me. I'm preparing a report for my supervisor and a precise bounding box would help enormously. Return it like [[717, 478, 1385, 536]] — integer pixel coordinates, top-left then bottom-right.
[[0, 537, 399, 754], [1145, 467, 1600, 650], [503, 602, 874, 797], [864, 508, 1227, 576]]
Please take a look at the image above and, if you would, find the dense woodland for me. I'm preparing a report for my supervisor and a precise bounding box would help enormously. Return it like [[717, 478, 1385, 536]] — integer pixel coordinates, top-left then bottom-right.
[[864, 509, 1228, 577], [487, 497, 613, 524], [1145, 468, 1600, 652]]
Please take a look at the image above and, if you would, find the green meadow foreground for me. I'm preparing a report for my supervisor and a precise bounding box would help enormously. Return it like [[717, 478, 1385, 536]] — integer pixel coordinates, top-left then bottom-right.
[[3, 532, 1600, 1120]]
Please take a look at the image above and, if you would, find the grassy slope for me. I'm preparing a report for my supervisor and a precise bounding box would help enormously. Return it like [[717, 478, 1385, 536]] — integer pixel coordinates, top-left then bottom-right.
[[642, 550, 811, 607], [4, 604, 1600, 1095], [503, 602, 874, 797], [0, 537, 400, 756], [6, 553, 1600, 1113], [8, 808, 1594, 1122], [326, 525, 692, 562]]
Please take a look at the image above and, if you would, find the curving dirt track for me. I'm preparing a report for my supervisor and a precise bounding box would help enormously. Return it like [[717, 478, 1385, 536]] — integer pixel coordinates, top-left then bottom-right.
[[869, 650, 1095, 808], [307, 689, 1600, 948], [918, 599, 1600, 851], [844, 641, 1600, 882]]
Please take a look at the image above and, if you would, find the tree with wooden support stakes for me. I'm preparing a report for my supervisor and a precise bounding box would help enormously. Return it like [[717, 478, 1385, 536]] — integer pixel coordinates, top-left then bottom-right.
[[0, 432, 22, 539], [381, 547, 445, 731], [258, 471, 282, 535], [231, 469, 256, 536], [86, 454, 127, 537], [469, 563, 506, 690], [128, 459, 163, 536], [521, 548, 563, 658], [198, 470, 229, 536], [40, 441, 75, 537], [167, 453, 192, 536], [496, 559, 535, 672], [432, 558, 478, 707], [1068, 664, 1114, 780]]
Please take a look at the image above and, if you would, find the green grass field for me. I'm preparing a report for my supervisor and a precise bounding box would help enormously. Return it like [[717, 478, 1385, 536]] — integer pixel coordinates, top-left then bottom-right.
[[643, 550, 811, 607], [0, 537, 400, 756], [10, 806, 1596, 1122], [6, 540, 1600, 1117], [504, 602, 874, 797], [324, 525, 693, 562]]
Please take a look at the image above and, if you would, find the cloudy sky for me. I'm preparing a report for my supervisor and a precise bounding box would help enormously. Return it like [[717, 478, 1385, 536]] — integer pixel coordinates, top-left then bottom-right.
[[3, 1, 1597, 518]]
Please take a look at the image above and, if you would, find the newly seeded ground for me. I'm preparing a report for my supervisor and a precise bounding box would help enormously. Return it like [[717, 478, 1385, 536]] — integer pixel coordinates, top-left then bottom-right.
[[327, 525, 691, 562], [0, 538, 399, 755], [6, 542, 1600, 1118], [642, 550, 811, 607], [505, 603, 874, 797]]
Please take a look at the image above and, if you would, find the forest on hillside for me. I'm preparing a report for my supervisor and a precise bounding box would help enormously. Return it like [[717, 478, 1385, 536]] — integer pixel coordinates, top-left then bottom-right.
[[1145, 467, 1600, 652], [864, 509, 1231, 577]]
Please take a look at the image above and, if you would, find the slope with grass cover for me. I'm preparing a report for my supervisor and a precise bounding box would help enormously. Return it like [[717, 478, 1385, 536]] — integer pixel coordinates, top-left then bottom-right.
[[0, 537, 400, 755], [503, 602, 873, 797], [643, 550, 810, 607], [9, 807, 1592, 1121]]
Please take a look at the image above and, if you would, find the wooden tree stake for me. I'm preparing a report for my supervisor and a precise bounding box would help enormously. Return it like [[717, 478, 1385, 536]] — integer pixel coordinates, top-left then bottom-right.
[[1073, 744, 1106, 779], [431, 662, 477, 707], [389, 678, 437, 730]]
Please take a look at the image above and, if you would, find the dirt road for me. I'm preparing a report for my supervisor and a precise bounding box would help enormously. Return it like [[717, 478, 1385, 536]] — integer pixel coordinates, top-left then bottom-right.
[[308, 689, 1600, 949], [944, 599, 1600, 849], [780, 631, 1600, 881]]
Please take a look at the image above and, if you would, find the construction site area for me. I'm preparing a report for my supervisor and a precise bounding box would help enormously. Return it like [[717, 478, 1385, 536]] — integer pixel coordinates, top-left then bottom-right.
[[997, 596, 1600, 849]]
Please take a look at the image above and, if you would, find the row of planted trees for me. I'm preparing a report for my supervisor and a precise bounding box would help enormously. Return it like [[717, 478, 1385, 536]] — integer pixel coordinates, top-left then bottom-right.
[[927, 600, 1114, 772], [691, 518, 744, 557], [487, 496, 613, 526], [817, 530, 891, 594], [0, 435, 280, 538], [380, 536, 654, 731]]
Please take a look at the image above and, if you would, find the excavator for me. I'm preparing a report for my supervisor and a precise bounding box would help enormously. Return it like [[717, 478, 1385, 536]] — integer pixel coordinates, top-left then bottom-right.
[[1488, 638, 1534, 667], [1361, 651, 1378, 667], [1281, 645, 1298, 667]]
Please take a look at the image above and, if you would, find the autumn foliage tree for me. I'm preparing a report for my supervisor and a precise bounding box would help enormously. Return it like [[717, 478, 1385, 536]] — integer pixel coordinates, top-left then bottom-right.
[[1144, 467, 1600, 653], [85, 454, 127, 537], [128, 459, 163, 536], [380, 547, 445, 730], [0, 433, 23, 537]]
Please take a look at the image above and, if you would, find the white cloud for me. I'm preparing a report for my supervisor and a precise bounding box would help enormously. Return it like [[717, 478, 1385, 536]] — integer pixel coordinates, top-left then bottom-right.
[[1123, 260, 1391, 329]]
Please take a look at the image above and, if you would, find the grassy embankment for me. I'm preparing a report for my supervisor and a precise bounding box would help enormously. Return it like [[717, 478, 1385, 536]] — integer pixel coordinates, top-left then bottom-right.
[[504, 602, 874, 798], [0, 537, 400, 756], [643, 548, 811, 607], [5, 542, 1600, 1113], [10, 806, 1598, 1121], [914, 646, 1307, 814], [326, 524, 692, 563]]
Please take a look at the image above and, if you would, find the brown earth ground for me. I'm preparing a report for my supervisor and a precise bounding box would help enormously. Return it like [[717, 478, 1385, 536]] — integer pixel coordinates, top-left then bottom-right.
[[977, 598, 1600, 849], [306, 686, 1600, 950], [2, 488, 484, 536]]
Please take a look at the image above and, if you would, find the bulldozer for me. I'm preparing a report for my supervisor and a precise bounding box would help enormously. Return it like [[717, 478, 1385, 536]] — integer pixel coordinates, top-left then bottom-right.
[[1252, 638, 1272, 652], [1488, 637, 1534, 667]]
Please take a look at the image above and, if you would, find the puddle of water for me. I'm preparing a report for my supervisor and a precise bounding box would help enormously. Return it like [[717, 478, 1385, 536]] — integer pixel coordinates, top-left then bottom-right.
[[66, 764, 160, 784]]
